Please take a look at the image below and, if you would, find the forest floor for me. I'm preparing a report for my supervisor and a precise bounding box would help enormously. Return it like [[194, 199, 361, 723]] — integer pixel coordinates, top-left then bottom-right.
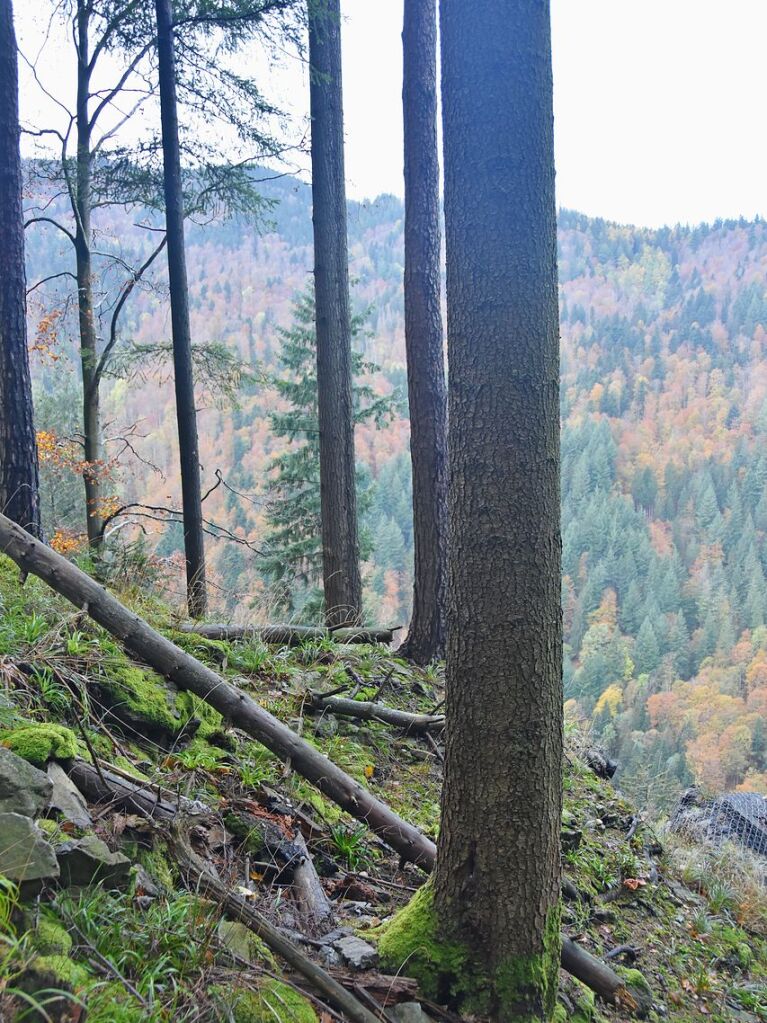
[[0, 553, 765, 1023]]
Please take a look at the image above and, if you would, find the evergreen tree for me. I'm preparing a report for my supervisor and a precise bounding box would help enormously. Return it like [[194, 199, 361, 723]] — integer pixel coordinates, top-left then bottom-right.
[[634, 616, 661, 675], [262, 291, 393, 617]]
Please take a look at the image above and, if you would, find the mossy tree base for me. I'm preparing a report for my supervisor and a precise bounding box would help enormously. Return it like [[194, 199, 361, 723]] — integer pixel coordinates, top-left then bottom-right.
[[375, 880, 561, 1021]]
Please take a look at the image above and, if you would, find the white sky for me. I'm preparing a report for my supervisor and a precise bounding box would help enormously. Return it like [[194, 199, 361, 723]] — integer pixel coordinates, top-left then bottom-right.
[[16, 0, 767, 229]]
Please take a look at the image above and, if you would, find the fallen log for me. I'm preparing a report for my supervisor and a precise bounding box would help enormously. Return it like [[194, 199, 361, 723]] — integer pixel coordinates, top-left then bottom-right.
[[168, 820, 382, 1023], [0, 515, 435, 870], [178, 622, 394, 646], [307, 692, 445, 734], [0, 515, 630, 1006]]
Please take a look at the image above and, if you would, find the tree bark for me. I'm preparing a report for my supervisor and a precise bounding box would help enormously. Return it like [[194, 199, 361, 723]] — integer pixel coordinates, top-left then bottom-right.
[[0, 0, 42, 539], [308, 0, 361, 627], [155, 0, 207, 617], [397, 0, 447, 666], [307, 693, 444, 734], [74, 0, 104, 547], [434, 2, 563, 1019]]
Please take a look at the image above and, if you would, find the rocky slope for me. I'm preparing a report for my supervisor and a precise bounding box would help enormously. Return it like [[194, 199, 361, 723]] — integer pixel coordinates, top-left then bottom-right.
[[0, 552, 765, 1022]]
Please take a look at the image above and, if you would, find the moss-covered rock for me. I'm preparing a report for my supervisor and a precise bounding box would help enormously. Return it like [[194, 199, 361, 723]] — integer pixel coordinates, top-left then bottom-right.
[[31, 917, 73, 956], [95, 662, 181, 742], [211, 980, 317, 1023], [0, 723, 79, 765], [376, 880, 560, 1020], [615, 967, 653, 1018]]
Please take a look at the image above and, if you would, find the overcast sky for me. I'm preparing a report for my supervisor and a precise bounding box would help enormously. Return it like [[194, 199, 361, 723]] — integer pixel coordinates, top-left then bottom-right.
[[16, 0, 767, 229]]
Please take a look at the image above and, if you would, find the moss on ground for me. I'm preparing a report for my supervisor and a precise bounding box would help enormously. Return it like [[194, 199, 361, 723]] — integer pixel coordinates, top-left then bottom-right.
[[31, 917, 73, 956], [0, 722, 80, 764], [210, 980, 317, 1023]]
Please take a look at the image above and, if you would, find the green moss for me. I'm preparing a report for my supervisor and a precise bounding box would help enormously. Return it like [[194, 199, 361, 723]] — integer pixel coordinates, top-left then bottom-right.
[[175, 690, 224, 739], [376, 880, 468, 1001], [615, 967, 653, 1017], [0, 723, 79, 765], [98, 662, 180, 734], [31, 918, 73, 956], [138, 843, 176, 891], [493, 906, 561, 1020], [86, 981, 144, 1023], [377, 880, 561, 1019], [211, 980, 317, 1023], [33, 953, 90, 989]]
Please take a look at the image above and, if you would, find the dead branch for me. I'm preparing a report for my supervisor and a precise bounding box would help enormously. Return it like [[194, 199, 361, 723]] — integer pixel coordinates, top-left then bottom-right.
[[179, 623, 395, 646], [307, 692, 444, 735], [168, 820, 383, 1023]]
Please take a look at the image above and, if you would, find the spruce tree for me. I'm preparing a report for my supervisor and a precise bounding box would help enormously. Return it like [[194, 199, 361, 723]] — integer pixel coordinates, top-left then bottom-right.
[[262, 291, 393, 617]]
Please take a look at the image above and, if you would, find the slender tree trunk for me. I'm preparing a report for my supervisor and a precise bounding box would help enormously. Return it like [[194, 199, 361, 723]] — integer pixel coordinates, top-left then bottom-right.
[[75, 0, 104, 546], [0, 0, 42, 538], [155, 0, 207, 617], [434, 2, 563, 1020], [397, 0, 447, 665], [308, 0, 361, 627]]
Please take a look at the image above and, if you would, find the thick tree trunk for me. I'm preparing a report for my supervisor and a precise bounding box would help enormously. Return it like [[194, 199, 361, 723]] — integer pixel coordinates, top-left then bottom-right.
[[155, 0, 207, 617], [434, 2, 563, 1020], [0, 0, 42, 539], [308, 0, 361, 627], [397, 0, 447, 666], [74, 1, 104, 547]]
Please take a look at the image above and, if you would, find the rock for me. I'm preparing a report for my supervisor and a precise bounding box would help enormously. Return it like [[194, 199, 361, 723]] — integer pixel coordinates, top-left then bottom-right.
[[56, 834, 131, 888], [0, 812, 59, 886], [389, 1003, 432, 1023], [583, 747, 618, 779], [332, 934, 378, 969], [133, 865, 160, 899], [218, 920, 272, 964], [46, 762, 92, 828], [671, 788, 767, 857], [0, 746, 52, 816]]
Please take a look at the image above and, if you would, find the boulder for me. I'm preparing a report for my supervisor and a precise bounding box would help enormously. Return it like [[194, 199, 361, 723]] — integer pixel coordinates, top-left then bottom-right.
[[56, 834, 131, 888], [671, 789, 767, 857], [0, 812, 59, 884], [332, 934, 378, 969], [389, 1003, 433, 1023], [46, 762, 92, 828], [0, 746, 52, 816]]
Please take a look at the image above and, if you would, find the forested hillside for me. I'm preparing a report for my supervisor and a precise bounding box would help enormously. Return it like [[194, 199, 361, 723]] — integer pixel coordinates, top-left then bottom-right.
[[24, 170, 767, 804]]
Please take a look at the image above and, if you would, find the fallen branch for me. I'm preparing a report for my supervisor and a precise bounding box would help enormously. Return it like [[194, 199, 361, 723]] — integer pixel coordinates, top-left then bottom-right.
[[307, 692, 445, 734], [178, 623, 395, 646], [0, 515, 631, 1006], [0, 515, 434, 869], [561, 937, 636, 1008], [168, 820, 382, 1023]]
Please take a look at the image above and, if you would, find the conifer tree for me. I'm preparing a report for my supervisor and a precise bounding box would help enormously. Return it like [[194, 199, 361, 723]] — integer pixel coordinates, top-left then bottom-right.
[[0, 0, 42, 538], [263, 291, 393, 617]]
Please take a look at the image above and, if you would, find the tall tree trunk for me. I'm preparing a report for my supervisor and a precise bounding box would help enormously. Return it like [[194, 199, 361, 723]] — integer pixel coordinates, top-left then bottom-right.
[[308, 0, 361, 627], [397, 0, 447, 665], [0, 0, 42, 538], [74, 0, 104, 547], [434, 2, 563, 1020], [155, 0, 207, 617]]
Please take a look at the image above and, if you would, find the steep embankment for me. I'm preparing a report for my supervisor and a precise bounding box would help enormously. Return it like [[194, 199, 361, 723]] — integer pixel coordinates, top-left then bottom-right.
[[0, 553, 765, 1022]]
